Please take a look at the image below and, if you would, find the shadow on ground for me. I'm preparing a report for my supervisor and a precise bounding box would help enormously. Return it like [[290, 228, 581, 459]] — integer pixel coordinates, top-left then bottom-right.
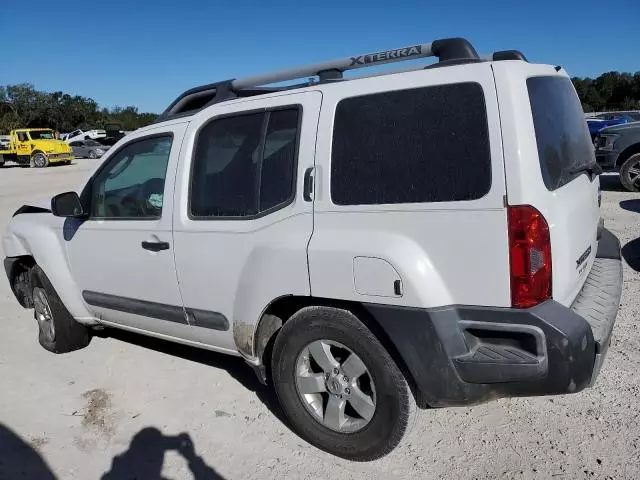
[[600, 174, 625, 192], [622, 237, 640, 272], [102, 427, 225, 479], [97, 328, 288, 426], [619, 199, 640, 213], [0, 423, 225, 480], [0, 424, 56, 479]]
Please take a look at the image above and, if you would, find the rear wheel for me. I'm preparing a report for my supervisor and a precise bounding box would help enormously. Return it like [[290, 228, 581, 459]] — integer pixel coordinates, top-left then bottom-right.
[[271, 306, 415, 461], [620, 153, 640, 192], [32, 153, 48, 168], [30, 266, 90, 353]]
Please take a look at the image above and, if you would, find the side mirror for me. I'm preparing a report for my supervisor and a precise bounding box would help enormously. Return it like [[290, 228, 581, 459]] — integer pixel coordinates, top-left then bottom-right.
[[51, 192, 86, 218]]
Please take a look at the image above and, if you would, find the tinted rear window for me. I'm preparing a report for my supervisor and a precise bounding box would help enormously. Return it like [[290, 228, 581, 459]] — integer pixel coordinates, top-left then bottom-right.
[[527, 77, 595, 191], [331, 83, 491, 205]]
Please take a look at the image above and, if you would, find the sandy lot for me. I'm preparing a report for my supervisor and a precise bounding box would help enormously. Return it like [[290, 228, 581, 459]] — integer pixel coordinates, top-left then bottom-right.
[[0, 161, 639, 479]]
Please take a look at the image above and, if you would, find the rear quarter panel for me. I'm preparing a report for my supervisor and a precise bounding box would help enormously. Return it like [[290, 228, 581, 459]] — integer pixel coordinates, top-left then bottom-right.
[[493, 62, 600, 306], [309, 64, 511, 309]]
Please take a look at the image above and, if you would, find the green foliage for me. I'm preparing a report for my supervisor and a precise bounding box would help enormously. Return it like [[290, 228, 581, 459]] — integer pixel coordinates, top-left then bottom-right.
[[571, 71, 640, 112], [0, 84, 157, 134]]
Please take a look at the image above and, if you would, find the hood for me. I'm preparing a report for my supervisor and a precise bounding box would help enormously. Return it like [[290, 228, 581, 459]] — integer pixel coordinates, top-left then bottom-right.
[[600, 121, 640, 134], [12, 197, 53, 217], [34, 139, 70, 151]]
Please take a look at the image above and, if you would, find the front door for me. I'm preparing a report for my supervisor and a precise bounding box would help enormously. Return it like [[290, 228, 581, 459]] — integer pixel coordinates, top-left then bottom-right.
[[66, 124, 188, 336]]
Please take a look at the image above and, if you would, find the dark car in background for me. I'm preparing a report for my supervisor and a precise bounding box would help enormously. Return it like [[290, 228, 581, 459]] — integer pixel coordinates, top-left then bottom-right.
[[595, 121, 640, 191], [69, 139, 110, 158], [587, 111, 640, 139]]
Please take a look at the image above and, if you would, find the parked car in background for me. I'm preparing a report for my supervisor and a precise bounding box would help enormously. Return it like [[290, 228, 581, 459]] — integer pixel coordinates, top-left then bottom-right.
[[69, 139, 110, 159], [99, 122, 126, 146], [595, 121, 640, 191], [0, 129, 73, 167], [0, 136, 10, 150], [63, 129, 106, 144], [587, 111, 640, 139]]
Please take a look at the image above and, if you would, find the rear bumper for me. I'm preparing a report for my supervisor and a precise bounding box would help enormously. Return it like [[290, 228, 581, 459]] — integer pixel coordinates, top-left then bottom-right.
[[367, 228, 622, 407]]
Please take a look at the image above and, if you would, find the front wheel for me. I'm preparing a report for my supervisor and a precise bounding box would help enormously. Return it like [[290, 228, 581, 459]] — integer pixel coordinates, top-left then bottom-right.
[[31, 153, 49, 168], [620, 153, 640, 192], [88, 150, 97, 159], [30, 266, 90, 353], [271, 306, 416, 461]]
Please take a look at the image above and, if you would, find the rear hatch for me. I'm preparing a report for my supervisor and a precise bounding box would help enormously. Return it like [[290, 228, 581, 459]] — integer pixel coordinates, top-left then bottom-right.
[[527, 76, 600, 306]]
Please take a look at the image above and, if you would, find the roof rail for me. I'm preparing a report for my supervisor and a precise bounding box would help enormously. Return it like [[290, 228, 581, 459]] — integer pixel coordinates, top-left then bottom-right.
[[482, 50, 528, 62], [156, 37, 480, 122]]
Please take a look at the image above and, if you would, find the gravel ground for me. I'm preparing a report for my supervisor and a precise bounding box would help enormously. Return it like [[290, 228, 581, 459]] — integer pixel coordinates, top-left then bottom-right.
[[0, 162, 639, 479]]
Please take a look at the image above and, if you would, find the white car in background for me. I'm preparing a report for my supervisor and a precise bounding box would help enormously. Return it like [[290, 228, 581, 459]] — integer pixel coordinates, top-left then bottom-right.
[[62, 129, 106, 144]]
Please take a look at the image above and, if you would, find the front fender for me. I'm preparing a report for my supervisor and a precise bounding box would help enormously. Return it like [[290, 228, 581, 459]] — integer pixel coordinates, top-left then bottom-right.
[[3, 214, 97, 324]]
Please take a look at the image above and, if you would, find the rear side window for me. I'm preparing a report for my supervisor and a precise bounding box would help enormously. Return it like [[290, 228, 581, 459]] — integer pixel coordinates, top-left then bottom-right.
[[527, 77, 595, 191], [190, 107, 300, 218], [331, 83, 491, 205]]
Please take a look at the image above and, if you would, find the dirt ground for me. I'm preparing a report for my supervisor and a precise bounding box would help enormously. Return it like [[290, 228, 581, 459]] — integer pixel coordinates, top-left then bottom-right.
[[0, 161, 639, 479]]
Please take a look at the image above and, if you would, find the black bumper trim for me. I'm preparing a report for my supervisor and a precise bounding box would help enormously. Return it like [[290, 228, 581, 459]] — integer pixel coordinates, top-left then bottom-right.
[[366, 229, 622, 407]]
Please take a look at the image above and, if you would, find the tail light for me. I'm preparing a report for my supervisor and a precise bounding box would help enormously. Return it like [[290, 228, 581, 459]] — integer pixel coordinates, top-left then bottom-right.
[[508, 205, 552, 308]]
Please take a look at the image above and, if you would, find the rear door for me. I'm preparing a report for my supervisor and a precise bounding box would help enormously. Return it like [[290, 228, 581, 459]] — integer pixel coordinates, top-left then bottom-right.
[[172, 91, 322, 353], [495, 64, 600, 306]]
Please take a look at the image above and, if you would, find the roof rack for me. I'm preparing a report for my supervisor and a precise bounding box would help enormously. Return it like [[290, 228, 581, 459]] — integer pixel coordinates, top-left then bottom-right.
[[156, 38, 525, 123]]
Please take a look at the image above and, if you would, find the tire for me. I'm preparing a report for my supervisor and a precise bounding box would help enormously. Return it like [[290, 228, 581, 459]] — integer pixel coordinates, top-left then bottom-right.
[[30, 266, 90, 353], [32, 153, 49, 168], [620, 153, 640, 192], [271, 306, 416, 461], [63, 160, 72, 165], [88, 150, 96, 159]]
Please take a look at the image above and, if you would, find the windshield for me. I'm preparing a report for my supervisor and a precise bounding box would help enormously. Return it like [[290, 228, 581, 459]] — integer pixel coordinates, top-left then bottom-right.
[[628, 113, 640, 121], [527, 76, 595, 191], [28, 130, 56, 140]]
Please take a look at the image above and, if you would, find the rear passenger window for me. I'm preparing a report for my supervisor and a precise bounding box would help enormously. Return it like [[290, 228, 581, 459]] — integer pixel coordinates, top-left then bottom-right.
[[190, 107, 299, 218], [331, 83, 491, 205]]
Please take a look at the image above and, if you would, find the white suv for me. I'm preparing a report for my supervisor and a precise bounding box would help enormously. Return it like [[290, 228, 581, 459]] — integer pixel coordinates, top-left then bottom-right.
[[2, 38, 623, 461]]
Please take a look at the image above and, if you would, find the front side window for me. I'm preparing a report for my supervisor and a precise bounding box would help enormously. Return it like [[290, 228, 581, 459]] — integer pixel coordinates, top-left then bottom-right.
[[90, 135, 172, 219], [190, 107, 299, 218], [331, 83, 491, 205]]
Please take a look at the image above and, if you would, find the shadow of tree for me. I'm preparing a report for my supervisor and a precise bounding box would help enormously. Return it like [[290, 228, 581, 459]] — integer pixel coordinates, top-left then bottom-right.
[[619, 199, 640, 214], [599, 174, 627, 192], [101, 427, 224, 480], [0, 424, 56, 479], [622, 237, 640, 272]]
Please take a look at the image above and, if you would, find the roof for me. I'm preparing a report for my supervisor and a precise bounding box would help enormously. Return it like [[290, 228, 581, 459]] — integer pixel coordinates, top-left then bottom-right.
[[153, 37, 528, 125]]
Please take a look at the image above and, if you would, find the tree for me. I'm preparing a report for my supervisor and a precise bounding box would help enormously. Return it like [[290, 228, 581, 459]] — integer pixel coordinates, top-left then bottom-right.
[[572, 71, 640, 112], [0, 84, 158, 134]]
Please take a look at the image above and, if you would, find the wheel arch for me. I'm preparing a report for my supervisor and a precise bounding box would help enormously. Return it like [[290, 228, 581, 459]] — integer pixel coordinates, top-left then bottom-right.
[[251, 295, 419, 401], [4, 220, 97, 324], [616, 142, 640, 167], [5, 255, 37, 308]]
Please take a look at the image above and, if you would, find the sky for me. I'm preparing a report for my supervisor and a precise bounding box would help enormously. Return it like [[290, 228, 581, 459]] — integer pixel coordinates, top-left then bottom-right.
[[3, 0, 639, 113]]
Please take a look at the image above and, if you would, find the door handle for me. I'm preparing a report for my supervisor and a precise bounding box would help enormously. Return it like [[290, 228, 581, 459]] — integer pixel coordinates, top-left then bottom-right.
[[141, 241, 170, 252], [303, 167, 314, 202]]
